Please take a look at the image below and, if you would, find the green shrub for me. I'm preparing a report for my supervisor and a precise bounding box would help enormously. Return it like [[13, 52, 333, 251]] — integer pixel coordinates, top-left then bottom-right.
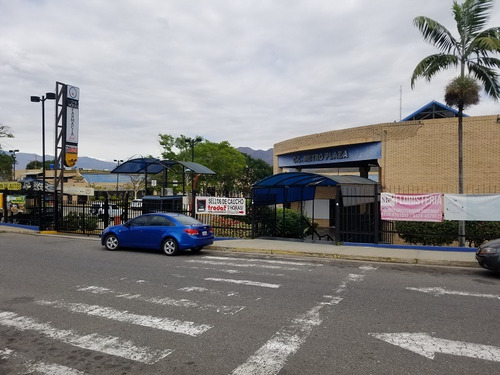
[[465, 221, 500, 247], [394, 221, 458, 246], [62, 212, 98, 232], [395, 220, 500, 247], [275, 208, 313, 239]]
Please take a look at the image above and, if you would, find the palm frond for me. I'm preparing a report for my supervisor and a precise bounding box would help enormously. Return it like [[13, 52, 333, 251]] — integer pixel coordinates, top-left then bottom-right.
[[469, 62, 500, 100], [454, 0, 495, 37], [411, 54, 458, 88], [413, 16, 456, 53]]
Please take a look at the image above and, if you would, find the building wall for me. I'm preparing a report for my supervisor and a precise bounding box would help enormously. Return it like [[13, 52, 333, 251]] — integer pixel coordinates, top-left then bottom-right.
[[274, 115, 500, 194]]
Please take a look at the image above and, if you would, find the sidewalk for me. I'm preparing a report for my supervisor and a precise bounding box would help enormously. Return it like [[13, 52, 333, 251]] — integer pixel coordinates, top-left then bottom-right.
[[0, 223, 479, 268], [207, 238, 479, 268]]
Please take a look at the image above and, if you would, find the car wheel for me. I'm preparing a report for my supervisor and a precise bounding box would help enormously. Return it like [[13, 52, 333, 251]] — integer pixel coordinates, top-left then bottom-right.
[[104, 234, 119, 251], [162, 238, 179, 256], [191, 246, 203, 253]]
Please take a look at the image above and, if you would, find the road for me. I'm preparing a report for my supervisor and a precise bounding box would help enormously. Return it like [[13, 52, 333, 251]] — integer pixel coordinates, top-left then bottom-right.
[[1, 232, 499, 374]]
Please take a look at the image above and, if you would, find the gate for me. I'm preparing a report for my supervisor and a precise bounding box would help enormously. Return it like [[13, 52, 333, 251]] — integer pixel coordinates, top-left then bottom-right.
[[335, 184, 380, 243]]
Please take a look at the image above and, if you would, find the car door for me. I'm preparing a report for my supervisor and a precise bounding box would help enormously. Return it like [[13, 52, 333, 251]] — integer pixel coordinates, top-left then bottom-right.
[[119, 215, 151, 248], [141, 214, 175, 248]]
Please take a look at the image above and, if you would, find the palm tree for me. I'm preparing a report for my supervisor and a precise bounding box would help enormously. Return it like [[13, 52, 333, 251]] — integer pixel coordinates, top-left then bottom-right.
[[411, 0, 500, 246]]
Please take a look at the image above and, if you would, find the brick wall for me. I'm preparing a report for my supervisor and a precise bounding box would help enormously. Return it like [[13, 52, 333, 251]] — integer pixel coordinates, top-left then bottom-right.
[[274, 115, 500, 194]]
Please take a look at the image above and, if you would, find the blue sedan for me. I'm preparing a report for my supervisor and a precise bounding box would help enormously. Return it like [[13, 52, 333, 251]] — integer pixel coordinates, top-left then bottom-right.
[[101, 213, 214, 255]]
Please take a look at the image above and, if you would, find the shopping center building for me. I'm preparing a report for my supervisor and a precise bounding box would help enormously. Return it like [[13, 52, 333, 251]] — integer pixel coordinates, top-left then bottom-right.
[[274, 101, 500, 195]]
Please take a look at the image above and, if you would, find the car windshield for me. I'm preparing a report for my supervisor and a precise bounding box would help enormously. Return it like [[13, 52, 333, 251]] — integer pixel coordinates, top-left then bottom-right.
[[174, 215, 204, 226]]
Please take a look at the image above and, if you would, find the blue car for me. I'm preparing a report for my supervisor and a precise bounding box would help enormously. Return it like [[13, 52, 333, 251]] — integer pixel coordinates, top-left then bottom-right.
[[101, 213, 214, 255]]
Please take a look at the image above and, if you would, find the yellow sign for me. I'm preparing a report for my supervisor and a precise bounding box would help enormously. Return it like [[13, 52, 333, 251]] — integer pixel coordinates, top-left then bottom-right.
[[0, 182, 22, 191], [0, 193, 3, 209]]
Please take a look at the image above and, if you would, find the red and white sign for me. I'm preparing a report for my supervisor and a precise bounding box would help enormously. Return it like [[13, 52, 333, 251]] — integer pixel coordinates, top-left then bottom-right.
[[381, 193, 443, 222], [196, 197, 246, 215]]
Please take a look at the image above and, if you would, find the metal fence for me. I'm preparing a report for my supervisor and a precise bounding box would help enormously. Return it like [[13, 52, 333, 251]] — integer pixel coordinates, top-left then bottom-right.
[[55, 193, 253, 238]]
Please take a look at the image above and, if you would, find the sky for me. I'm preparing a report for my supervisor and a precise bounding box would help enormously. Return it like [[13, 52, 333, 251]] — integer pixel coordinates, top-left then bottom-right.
[[1, 0, 500, 164]]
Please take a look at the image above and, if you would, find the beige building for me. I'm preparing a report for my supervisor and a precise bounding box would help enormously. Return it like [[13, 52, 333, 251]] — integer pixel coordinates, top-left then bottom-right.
[[274, 102, 500, 195]]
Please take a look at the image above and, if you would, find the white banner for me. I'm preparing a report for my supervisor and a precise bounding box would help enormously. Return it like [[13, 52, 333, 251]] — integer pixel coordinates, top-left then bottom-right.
[[444, 194, 500, 221], [196, 196, 246, 215]]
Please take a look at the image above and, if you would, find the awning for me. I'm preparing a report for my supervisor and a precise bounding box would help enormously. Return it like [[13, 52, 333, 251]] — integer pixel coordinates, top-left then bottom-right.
[[251, 172, 377, 205], [111, 158, 215, 175]]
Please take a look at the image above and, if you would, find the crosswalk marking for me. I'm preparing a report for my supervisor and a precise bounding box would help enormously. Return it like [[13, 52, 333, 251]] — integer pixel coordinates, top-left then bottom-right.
[[204, 256, 323, 267], [187, 259, 302, 271], [0, 311, 173, 364], [407, 287, 500, 300], [231, 265, 377, 374], [178, 286, 240, 297], [205, 277, 281, 288], [76, 285, 245, 315], [36, 299, 212, 336], [26, 361, 89, 375]]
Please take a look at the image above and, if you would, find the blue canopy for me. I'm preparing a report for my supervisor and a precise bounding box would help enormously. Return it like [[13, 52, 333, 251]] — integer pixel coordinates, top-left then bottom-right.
[[252, 172, 376, 205], [111, 158, 215, 175]]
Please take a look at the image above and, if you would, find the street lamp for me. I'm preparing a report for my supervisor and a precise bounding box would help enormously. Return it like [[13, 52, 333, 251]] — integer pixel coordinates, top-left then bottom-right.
[[114, 159, 123, 193], [31, 92, 56, 230], [8, 149, 19, 180], [184, 137, 203, 217], [185, 136, 203, 162]]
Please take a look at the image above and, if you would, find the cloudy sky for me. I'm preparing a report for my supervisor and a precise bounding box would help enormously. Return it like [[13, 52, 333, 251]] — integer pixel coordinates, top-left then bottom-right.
[[1, 0, 499, 163]]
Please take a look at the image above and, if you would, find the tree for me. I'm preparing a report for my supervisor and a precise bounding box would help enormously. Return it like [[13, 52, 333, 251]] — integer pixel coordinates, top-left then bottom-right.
[[158, 134, 250, 196], [240, 154, 273, 195], [411, 0, 500, 245], [26, 159, 55, 170], [0, 123, 14, 149], [0, 153, 12, 181]]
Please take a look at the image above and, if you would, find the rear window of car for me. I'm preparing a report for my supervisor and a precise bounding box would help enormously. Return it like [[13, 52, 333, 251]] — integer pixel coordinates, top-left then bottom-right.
[[174, 215, 204, 226]]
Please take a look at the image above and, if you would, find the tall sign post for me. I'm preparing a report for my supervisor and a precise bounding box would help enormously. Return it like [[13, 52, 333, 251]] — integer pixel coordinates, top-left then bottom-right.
[[54, 82, 80, 230]]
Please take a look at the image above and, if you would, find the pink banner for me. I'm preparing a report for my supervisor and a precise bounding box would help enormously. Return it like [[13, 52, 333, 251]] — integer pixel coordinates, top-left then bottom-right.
[[381, 193, 443, 222]]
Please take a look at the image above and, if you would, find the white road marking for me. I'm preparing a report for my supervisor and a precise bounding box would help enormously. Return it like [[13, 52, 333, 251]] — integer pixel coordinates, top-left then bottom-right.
[[204, 277, 281, 289], [26, 361, 89, 375], [231, 265, 377, 374], [37, 300, 212, 336], [204, 256, 322, 267], [178, 286, 240, 297], [407, 287, 500, 300], [0, 311, 172, 364], [187, 259, 302, 271], [370, 332, 500, 362], [77, 285, 245, 315], [1, 348, 15, 359]]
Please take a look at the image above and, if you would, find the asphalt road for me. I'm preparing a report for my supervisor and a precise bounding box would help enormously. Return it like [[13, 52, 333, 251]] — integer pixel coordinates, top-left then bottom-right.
[[1, 232, 499, 374]]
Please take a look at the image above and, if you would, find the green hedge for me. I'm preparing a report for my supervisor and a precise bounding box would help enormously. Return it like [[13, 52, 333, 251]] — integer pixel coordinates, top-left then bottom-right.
[[394, 220, 500, 247], [62, 212, 98, 232]]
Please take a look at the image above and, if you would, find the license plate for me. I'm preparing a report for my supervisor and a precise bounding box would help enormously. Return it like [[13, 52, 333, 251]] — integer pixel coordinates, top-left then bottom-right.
[[202, 231, 208, 236]]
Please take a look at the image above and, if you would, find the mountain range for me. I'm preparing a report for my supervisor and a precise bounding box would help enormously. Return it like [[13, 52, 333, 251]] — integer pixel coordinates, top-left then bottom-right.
[[8, 147, 273, 171]]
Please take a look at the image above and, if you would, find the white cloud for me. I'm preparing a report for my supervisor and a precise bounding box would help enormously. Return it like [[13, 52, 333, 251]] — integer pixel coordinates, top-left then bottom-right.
[[0, 0, 499, 162]]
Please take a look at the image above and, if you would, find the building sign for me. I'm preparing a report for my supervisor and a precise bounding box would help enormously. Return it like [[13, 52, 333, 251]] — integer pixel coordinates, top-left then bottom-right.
[[381, 193, 443, 222], [64, 85, 80, 167], [0, 182, 22, 191], [196, 196, 246, 215], [278, 142, 381, 168]]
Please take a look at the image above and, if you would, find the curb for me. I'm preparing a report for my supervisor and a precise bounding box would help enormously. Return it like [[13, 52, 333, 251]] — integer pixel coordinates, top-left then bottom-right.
[[206, 245, 480, 268]]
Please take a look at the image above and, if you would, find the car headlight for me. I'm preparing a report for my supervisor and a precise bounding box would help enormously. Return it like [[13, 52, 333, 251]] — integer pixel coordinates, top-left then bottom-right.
[[478, 246, 498, 255]]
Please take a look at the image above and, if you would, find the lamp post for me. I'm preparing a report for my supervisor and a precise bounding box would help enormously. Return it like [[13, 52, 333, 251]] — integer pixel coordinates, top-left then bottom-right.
[[8, 149, 19, 180], [31, 92, 56, 231], [185, 137, 202, 217], [114, 159, 123, 193]]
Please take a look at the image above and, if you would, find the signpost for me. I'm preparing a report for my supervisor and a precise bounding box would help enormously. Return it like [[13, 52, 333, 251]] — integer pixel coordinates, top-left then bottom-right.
[[195, 197, 246, 216]]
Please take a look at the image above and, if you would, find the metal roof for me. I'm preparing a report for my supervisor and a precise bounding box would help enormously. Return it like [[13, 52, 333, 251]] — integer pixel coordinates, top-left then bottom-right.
[[110, 158, 215, 175], [252, 172, 377, 188], [401, 100, 468, 121]]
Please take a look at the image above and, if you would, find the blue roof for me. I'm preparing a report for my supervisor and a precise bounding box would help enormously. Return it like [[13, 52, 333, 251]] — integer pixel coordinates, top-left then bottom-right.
[[111, 158, 215, 175], [251, 172, 376, 205], [401, 100, 468, 121]]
